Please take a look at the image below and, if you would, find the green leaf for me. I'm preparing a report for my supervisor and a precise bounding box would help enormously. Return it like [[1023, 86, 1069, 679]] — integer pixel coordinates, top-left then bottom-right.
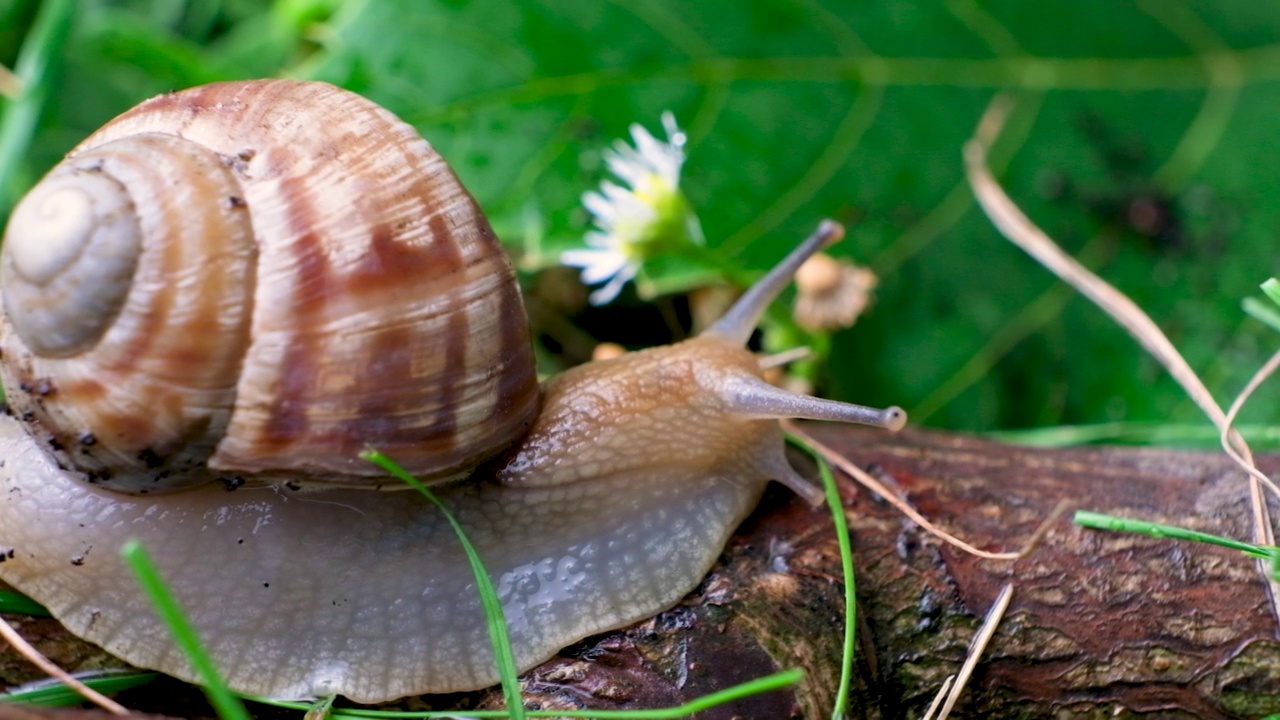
[[1243, 296, 1280, 334], [1262, 278, 1280, 308], [0, 591, 49, 617], [296, 0, 1280, 435], [0, 0, 74, 209], [4, 0, 1280, 472], [0, 671, 158, 707]]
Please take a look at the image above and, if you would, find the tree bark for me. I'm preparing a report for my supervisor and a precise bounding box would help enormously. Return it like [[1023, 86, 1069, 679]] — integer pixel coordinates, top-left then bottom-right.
[[3, 425, 1279, 719]]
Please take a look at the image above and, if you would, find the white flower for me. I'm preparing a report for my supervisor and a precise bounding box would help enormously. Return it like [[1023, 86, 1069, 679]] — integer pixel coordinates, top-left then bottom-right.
[[562, 112, 702, 305]]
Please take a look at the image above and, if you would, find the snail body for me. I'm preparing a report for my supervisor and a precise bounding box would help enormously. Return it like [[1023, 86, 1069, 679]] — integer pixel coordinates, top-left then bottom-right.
[[0, 80, 904, 702], [0, 407, 761, 701]]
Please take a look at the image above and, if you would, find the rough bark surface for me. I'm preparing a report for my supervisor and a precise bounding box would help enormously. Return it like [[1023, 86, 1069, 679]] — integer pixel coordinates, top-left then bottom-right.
[[3, 425, 1279, 719]]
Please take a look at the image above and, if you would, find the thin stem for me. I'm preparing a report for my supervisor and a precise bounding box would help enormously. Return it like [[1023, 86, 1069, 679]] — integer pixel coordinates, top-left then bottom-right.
[[249, 669, 804, 718], [933, 584, 1014, 720], [122, 541, 252, 720], [1075, 510, 1276, 560], [362, 449, 525, 720], [0, 614, 130, 715], [784, 421, 1065, 560]]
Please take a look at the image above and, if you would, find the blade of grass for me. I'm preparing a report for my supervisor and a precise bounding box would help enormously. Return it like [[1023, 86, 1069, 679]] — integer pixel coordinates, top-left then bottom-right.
[[249, 668, 804, 719], [0, 672, 158, 707], [121, 540, 251, 720], [305, 694, 336, 720], [986, 421, 1280, 449], [0, 591, 49, 617], [0, 0, 75, 208], [1262, 278, 1280, 308], [1075, 510, 1276, 560], [1243, 297, 1280, 333], [822, 451, 856, 720], [360, 449, 524, 720], [785, 432, 856, 719]]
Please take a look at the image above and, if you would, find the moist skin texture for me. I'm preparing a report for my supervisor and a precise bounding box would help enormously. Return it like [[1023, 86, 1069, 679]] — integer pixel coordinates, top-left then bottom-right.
[[0, 413, 769, 702]]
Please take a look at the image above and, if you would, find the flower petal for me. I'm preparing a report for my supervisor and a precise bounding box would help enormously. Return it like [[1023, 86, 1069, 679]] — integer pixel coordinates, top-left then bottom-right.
[[561, 248, 602, 266], [661, 111, 684, 147], [587, 262, 638, 305], [582, 190, 618, 225], [563, 111, 697, 305], [581, 254, 632, 284]]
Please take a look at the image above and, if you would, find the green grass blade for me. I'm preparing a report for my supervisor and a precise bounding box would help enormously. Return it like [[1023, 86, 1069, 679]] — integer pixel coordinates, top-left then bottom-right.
[[0, 591, 49, 617], [361, 449, 525, 720], [987, 421, 1280, 449], [1243, 297, 1280, 334], [0, 0, 75, 208], [357, 450, 805, 720], [305, 693, 336, 720], [120, 540, 252, 720], [1074, 510, 1275, 560], [637, 668, 803, 718], [250, 668, 803, 718], [785, 433, 855, 719], [1262, 278, 1280, 308], [821, 453, 856, 719], [0, 671, 158, 707]]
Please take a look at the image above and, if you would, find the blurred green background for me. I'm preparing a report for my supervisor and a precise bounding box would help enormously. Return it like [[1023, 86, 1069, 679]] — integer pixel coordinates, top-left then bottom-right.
[[3, 0, 1280, 444]]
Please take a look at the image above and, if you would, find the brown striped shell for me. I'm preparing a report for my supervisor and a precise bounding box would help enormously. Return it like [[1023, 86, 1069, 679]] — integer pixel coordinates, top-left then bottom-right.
[[0, 79, 539, 493]]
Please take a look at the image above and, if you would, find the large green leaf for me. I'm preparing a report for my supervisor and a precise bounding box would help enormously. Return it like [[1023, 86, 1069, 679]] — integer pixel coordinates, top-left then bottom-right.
[[6, 0, 1280, 438]]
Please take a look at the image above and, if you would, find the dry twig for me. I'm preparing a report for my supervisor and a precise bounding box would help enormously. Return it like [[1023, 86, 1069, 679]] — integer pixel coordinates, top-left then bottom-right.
[[0, 614, 130, 715], [962, 93, 1280, 619], [785, 420, 1066, 560], [925, 584, 1015, 720]]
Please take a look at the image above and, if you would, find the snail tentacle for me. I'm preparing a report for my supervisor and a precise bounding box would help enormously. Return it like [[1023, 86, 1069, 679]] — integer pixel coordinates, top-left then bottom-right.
[[721, 373, 907, 431], [703, 218, 845, 346]]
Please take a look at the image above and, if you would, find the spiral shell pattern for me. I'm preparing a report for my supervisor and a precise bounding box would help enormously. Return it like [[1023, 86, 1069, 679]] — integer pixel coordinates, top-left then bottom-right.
[[0, 80, 539, 492]]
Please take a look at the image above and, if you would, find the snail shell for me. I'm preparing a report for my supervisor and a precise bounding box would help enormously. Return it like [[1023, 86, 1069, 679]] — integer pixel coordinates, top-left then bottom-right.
[[0, 79, 538, 493], [0, 81, 906, 703]]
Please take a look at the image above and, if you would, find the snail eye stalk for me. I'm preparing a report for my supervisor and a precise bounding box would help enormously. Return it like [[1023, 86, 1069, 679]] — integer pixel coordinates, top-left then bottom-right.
[[702, 219, 844, 346]]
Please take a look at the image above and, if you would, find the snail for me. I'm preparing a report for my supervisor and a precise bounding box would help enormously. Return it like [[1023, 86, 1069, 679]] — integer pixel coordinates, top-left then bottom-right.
[[0, 79, 905, 703]]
